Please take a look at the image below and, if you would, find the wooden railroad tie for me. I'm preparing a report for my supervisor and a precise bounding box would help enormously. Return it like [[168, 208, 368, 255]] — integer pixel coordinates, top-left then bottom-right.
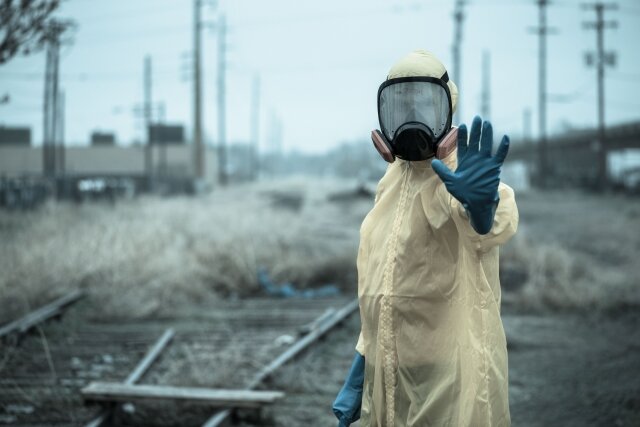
[[202, 298, 359, 427], [84, 328, 175, 427], [82, 382, 285, 408]]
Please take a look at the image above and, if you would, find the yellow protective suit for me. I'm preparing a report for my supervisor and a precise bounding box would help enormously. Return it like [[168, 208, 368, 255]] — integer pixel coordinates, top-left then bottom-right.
[[355, 50, 519, 427]]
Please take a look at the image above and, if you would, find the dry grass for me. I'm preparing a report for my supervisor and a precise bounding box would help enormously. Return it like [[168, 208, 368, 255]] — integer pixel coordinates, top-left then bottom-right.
[[1, 179, 637, 323], [500, 189, 640, 313], [0, 177, 370, 322]]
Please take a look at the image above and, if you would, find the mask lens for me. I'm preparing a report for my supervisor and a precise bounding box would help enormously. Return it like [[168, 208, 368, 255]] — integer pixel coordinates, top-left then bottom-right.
[[379, 80, 451, 142]]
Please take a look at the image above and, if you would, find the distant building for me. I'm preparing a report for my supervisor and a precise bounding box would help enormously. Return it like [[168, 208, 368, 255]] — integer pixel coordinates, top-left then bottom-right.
[[0, 126, 31, 146], [0, 145, 219, 186], [149, 124, 184, 145], [91, 132, 116, 146]]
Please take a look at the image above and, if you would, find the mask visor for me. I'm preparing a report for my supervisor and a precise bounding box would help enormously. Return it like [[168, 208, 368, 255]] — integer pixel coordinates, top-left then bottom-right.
[[378, 78, 452, 144]]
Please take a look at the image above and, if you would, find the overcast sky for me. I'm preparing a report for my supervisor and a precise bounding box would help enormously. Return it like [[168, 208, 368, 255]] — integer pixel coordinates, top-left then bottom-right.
[[1, 0, 639, 153]]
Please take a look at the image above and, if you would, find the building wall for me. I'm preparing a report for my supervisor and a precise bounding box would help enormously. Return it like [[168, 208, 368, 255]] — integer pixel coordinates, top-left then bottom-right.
[[0, 145, 219, 185], [204, 146, 218, 185], [151, 145, 218, 183], [0, 146, 42, 176], [66, 146, 145, 175], [152, 145, 190, 176]]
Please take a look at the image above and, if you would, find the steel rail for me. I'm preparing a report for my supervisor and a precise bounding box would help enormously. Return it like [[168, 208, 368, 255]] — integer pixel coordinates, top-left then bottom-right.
[[202, 298, 359, 427], [84, 328, 175, 427]]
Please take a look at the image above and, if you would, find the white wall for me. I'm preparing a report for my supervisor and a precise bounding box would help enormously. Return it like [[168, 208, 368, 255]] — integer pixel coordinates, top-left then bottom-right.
[[66, 146, 144, 175], [0, 146, 42, 176], [0, 145, 218, 186]]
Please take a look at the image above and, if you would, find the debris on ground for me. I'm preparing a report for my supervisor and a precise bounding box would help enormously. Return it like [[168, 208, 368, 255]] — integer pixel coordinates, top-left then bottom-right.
[[258, 268, 340, 298], [327, 183, 375, 203]]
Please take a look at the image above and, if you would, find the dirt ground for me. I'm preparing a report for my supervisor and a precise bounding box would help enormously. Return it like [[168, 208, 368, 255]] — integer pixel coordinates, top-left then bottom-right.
[[234, 308, 639, 427], [2, 185, 639, 426]]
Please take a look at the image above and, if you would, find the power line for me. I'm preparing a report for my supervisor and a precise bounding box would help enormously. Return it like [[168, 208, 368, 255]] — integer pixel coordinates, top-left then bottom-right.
[[228, 4, 432, 29], [0, 69, 179, 81], [78, 4, 190, 27], [64, 4, 441, 47], [547, 79, 593, 102], [606, 72, 640, 82]]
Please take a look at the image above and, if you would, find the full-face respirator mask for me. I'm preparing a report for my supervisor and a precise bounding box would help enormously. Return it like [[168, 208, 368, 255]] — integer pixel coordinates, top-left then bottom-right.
[[371, 72, 453, 162]]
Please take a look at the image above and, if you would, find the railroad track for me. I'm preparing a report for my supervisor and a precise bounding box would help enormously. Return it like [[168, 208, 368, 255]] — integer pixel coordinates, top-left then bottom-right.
[[0, 292, 358, 426]]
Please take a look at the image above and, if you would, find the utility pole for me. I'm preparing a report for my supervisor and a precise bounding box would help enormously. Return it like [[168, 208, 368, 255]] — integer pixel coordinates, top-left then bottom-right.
[[193, 0, 204, 180], [144, 55, 153, 183], [481, 50, 491, 121], [43, 22, 62, 179], [451, 0, 466, 124], [217, 14, 227, 185], [529, 0, 557, 188], [250, 74, 260, 181], [582, 2, 617, 190]]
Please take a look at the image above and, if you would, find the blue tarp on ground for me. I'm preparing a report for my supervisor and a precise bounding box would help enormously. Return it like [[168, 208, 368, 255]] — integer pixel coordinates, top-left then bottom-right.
[[257, 268, 340, 298]]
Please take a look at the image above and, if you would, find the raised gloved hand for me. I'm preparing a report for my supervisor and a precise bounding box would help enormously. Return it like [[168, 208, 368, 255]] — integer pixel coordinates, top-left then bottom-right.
[[332, 352, 365, 427], [431, 116, 510, 235]]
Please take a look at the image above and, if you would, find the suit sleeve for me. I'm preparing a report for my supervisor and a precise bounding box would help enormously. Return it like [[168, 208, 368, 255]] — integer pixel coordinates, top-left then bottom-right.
[[437, 181, 519, 254]]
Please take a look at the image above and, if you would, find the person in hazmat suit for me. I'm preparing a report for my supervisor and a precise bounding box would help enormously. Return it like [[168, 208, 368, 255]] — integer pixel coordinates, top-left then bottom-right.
[[332, 49, 518, 427]]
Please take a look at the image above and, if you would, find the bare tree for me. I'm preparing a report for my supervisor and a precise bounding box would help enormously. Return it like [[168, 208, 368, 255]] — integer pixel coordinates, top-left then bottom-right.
[[0, 0, 73, 65]]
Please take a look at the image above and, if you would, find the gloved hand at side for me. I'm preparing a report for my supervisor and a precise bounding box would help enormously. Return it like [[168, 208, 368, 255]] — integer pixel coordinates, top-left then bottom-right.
[[431, 116, 510, 235], [332, 352, 365, 427]]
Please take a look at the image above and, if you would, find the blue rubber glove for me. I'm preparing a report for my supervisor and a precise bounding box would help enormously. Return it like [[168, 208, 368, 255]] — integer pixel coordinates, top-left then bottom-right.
[[431, 116, 510, 235], [332, 352, 365, 427]]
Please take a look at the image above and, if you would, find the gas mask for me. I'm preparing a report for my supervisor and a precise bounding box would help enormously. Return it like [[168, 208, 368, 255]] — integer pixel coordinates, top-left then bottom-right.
[[372, 73, 453, 162]]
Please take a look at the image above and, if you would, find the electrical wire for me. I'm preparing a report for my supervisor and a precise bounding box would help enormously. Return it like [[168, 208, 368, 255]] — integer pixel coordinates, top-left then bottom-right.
[[0, 68, 180, 82]]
